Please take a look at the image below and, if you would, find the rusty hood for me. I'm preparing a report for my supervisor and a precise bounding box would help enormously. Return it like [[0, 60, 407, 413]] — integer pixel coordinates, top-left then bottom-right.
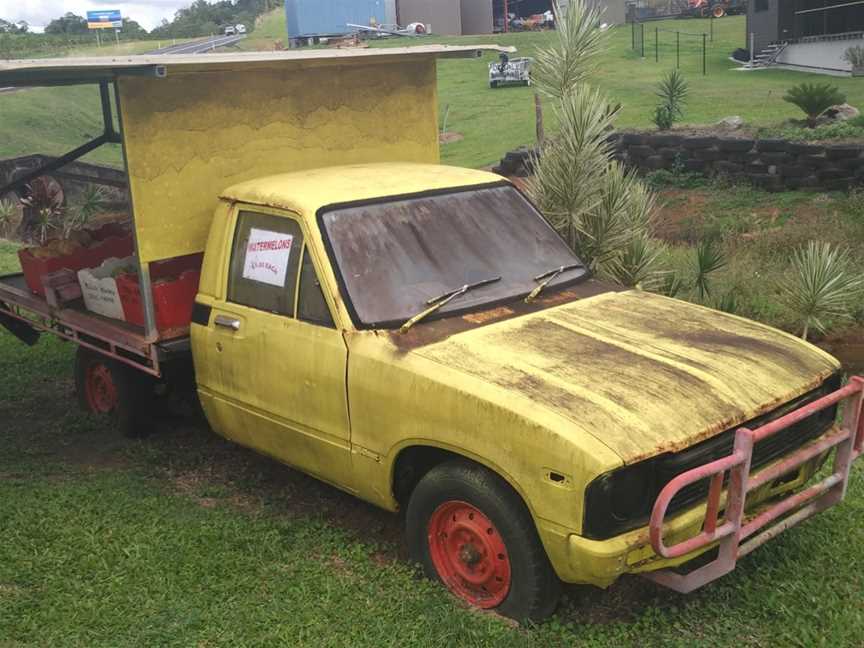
[[414, 290, 841, 464]]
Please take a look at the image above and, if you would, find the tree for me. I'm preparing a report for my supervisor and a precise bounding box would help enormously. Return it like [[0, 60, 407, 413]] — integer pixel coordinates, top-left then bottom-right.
[[121, 17, 148, 38], [44, 12, 89, 35], [0, 18, 28, 34]]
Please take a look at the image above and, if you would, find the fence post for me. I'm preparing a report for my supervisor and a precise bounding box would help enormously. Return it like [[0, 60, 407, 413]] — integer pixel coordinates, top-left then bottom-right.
[[641, 23, 645, 58], [677, 31, 680, 68], [703, 33, 707, 75], [655, 26, 659, 63]]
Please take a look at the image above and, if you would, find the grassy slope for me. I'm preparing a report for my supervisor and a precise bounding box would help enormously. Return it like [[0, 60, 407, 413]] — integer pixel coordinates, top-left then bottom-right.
[[4, 15, 864, 169], [0, 37, 194, 168]]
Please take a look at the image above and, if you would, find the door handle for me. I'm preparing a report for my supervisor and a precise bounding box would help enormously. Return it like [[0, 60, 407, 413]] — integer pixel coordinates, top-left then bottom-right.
[[214, 315, 241, 331]]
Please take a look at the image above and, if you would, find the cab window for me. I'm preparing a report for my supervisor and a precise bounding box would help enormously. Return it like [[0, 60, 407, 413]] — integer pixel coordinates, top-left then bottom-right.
[[298, 248, 335, 328], [227, 211, 303, 316]]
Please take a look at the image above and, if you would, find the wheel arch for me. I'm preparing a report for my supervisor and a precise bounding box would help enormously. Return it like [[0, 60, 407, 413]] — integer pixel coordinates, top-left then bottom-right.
[[388, 440, 537, 520]]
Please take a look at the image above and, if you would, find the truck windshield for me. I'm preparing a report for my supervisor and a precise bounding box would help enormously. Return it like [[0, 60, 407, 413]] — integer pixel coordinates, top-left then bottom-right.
[[319, 184, 587, 329]]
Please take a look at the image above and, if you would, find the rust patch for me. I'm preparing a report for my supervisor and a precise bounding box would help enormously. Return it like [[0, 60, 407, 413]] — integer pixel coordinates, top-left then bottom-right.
[[462, 306, 514, 324], [388, 279, 621, 352]]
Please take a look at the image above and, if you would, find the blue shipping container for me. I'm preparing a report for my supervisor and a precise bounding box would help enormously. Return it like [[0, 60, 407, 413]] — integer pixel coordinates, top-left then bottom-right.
[[286, 0, 388, 38]]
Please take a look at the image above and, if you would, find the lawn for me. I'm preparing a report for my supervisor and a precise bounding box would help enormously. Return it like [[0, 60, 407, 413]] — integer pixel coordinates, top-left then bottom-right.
[[2, 191, 864, 646]]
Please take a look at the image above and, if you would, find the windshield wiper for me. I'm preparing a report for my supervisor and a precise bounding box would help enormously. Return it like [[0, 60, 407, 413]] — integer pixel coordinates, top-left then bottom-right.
[[399, 276, 502, 334], [525, 263, 585, 303]]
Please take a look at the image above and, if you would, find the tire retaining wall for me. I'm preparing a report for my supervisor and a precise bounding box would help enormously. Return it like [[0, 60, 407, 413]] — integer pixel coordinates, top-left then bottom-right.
[[493, 134, 864, 192]]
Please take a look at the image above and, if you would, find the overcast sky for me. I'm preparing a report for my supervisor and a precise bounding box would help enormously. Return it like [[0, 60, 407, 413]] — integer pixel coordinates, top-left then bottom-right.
[[0, 0, 188, 31]]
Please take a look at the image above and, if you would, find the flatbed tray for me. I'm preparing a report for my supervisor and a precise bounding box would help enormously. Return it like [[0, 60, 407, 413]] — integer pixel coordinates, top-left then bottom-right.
[[0, 273, 189, 376]]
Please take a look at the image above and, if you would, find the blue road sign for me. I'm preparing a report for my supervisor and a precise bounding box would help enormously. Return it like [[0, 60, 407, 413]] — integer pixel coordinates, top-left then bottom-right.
[[86, 10, 122, 29]]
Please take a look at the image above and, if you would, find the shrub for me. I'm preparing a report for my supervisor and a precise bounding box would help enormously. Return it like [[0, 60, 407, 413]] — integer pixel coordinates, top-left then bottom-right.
[[843, 45, 864, 68], [758, 120, 864, 142], [652, 70, 688, 131], [779, 241, 864, 340], [782, 83, 847, 128]]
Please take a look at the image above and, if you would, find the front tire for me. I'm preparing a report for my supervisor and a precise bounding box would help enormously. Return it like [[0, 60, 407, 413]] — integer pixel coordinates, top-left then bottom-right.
[[406, 460, 561, 622]]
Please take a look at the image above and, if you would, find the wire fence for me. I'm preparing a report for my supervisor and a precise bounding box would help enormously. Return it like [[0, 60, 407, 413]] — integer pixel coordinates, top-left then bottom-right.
[[630, 22, 710, 76]]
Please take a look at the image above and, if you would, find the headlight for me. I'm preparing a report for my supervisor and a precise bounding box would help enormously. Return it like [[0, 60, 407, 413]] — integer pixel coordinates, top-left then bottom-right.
[[583, 460, 658, 540]]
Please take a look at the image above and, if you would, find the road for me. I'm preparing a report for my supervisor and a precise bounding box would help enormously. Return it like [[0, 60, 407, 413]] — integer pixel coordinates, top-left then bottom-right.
[[0, 34, 246, 92], [145, 33, 246, 55]]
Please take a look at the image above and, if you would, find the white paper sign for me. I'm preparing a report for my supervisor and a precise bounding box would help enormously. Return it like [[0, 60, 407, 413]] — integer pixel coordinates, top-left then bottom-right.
[[242, 228, 294, 287]]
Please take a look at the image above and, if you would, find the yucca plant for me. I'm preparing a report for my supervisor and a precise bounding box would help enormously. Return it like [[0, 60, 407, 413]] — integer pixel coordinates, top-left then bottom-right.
[[653, 70, 688, 131], [779, 241, 864, 340], [531, 0, 608, 102], [783, 83, 847, 128], [529, 1, 660, 284], [656, 270, 685, 298], [693, 239, 727, 301], [61, 185, 105, 239]]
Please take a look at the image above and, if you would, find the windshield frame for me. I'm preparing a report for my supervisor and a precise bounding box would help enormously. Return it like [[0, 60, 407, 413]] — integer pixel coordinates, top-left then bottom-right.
[[316, 181, 590, 331]]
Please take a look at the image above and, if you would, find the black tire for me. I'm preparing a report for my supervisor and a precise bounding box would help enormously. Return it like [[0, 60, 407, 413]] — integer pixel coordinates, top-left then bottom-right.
[[74, 347, 155, 439], [490, 80, 499, 89], [406, 459, 561, 622]]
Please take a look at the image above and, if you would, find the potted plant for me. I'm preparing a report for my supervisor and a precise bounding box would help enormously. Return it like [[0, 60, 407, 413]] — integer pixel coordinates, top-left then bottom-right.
[[16, 179, 133, 296], [844, 45, 864, 77]]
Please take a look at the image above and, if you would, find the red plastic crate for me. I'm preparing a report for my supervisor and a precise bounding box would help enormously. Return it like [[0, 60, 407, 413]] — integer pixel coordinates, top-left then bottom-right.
[[116, 253, 202, 337], [18, 223, 133, 296]]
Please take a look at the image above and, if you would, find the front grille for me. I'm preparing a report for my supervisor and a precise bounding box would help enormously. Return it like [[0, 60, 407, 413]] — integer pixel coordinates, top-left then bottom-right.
[[658, 374, 841, 513]]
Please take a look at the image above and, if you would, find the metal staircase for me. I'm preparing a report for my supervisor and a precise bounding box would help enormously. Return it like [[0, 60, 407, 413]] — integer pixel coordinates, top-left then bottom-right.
[[746, 41, 788, 69]]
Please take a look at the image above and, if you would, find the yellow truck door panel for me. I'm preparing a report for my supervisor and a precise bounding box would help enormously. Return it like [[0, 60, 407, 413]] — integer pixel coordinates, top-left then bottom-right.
[[195, 207, 352, 488]]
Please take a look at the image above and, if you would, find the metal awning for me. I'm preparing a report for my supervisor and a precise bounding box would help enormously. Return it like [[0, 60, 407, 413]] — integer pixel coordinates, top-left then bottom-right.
[[0, 45, 513, 88]]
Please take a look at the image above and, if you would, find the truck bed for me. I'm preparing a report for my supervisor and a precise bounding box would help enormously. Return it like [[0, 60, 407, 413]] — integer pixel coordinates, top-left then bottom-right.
[[0, 273, 189, 377]]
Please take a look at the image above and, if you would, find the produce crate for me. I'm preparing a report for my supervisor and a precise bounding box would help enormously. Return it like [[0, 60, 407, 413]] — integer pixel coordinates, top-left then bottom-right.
[[116, 253, 203, 336], [18, 223, 133, 296], [77, 256, 137, 321]]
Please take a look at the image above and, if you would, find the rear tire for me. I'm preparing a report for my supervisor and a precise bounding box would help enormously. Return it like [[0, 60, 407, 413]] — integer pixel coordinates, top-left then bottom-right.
[[406, 459, 561, 622], [74, 347, 155, 438]]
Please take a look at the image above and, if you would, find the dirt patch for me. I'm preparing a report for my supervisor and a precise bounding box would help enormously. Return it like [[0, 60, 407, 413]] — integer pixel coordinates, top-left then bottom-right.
[[654, 190, 708, 241], [439, 131, 464, 145], [819, 328, 864, 376]]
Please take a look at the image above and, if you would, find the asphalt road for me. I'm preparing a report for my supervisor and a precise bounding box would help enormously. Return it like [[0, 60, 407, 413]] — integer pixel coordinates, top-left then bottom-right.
[[145, 34, 246, 55], [0, 34, 246, 92]]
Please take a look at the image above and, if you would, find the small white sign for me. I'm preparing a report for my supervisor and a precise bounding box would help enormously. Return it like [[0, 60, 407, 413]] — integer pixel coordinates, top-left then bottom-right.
[[242, 228, 294, 287]]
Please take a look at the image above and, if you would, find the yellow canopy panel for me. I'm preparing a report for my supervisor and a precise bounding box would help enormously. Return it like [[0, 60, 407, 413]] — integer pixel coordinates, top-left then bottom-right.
[[1, 46, 511, 263]]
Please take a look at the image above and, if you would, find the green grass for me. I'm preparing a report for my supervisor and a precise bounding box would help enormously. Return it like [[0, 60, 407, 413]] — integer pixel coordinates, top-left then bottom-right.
[[0, 240, 19, 272], [2, 226, 864, 646], [236, 8, 289, 51]]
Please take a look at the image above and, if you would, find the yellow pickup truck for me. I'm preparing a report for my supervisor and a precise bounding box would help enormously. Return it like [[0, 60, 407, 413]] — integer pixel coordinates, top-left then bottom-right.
[[1, 51, 861, 622]]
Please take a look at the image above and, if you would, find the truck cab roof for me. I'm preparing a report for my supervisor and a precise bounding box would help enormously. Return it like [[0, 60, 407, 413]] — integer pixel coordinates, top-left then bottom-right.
[[219, 163, 505, 217]]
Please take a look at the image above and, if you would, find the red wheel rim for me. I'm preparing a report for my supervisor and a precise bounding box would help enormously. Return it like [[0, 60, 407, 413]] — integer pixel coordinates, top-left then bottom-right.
[[427, 500, 511, 608], [85, 363, 118, 414]]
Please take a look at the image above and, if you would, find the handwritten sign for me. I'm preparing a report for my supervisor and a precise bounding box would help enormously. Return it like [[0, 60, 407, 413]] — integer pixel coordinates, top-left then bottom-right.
[[242, 228, 294, 287]]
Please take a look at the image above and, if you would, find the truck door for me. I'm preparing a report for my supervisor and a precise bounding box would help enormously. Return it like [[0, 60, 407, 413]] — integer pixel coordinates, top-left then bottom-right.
[[194, 208, 353, 489]]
